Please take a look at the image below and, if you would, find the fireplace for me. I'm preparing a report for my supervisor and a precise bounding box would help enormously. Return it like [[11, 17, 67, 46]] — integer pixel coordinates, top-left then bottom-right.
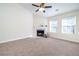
[[37, 30, 44, 37]]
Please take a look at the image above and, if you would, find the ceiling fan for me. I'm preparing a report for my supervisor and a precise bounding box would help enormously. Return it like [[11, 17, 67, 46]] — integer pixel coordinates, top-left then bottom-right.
[[32, 3, 52, 13]]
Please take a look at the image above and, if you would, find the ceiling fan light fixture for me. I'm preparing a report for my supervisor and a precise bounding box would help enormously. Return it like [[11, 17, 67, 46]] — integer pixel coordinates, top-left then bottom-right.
[[39, 7, 45, 12], [32, 3, 52, 13]]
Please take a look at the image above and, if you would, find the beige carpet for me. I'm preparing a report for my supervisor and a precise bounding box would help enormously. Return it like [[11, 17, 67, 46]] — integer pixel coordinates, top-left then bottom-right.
[[0, 37, 79, 56]]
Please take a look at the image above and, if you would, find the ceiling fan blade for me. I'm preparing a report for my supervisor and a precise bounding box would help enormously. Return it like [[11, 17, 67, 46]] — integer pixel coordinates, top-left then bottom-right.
[[40, 3, 45, 7], [44, 6, 52, 8], [32, 4, 40, 7], [35, 9, 39, 12]]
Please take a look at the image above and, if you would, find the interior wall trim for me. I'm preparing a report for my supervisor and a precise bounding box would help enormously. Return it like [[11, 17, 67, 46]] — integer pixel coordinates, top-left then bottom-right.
[[0, 35, 33, 44]]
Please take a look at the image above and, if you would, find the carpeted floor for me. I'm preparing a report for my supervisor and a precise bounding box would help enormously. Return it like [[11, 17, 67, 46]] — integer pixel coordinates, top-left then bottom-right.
[[0, 37, 79, 56]]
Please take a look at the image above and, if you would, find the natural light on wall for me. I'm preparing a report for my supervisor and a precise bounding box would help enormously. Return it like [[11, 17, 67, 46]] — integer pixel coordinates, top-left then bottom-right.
[[62, 16, 76, 34]]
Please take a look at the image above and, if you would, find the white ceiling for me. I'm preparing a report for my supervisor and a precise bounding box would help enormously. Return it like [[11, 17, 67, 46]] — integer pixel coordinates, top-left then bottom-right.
[[20, 3, 79, 17]]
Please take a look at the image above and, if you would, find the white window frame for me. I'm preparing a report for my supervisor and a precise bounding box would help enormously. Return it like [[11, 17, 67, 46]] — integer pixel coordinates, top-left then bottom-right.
[[49, 19, 57, 33], [62, 16, 76, 34]]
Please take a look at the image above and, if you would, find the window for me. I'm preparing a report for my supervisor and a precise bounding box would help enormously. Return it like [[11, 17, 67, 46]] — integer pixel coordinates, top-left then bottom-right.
[[62, 16, 76, 34], [50, 19, 57, 32]]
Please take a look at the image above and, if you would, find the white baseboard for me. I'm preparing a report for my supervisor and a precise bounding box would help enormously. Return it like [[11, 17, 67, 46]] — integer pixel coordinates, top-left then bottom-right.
[[49, 36, 79, 43], [0, 35, 33, 44]]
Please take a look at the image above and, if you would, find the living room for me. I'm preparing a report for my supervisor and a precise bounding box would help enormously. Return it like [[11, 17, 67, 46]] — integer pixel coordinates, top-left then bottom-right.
[[0, 3, 79, 56]]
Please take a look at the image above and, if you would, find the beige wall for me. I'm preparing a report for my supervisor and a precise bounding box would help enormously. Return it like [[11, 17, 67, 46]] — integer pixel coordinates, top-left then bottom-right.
[[0, 4, 33, 43], [48, 10, 79, 43]]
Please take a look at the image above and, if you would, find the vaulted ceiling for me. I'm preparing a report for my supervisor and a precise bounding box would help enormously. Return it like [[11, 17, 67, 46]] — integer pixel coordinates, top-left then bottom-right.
[[20, 3, 79, 17]]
